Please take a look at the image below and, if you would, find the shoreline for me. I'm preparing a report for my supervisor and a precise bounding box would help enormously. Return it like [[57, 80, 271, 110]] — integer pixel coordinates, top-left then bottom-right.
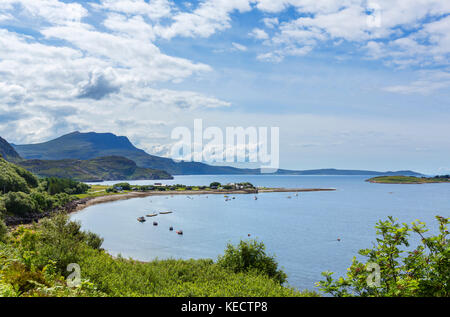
[[72, 187, 337, 213], [5, 187, 336, 226]]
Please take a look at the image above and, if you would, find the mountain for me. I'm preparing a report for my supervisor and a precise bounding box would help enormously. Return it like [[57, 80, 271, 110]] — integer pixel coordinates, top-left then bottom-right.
[[13, 131, 257, 175], [18, 156, 173, 182], [13, 131, 423, 176], [0, 136, 22, 163]]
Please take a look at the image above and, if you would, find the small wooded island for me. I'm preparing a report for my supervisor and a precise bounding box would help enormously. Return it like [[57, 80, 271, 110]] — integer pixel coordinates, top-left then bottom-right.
[[367, 175, 450, 184]]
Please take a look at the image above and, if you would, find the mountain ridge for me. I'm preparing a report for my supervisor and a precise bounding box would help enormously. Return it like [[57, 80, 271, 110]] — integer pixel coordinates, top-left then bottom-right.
[[13, 131, 423, 177]]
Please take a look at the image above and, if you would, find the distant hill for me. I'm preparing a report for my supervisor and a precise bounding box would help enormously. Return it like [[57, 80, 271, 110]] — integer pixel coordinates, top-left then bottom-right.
[[13, 131, 423, 177], [275, 168, 422, 176], [12, 131, 259, 175], [18, 156, 173, 182], [0, 136, 22, 163]]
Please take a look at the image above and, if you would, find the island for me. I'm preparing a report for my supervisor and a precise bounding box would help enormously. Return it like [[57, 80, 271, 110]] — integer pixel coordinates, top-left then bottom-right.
[[366, 175, 450, 184]]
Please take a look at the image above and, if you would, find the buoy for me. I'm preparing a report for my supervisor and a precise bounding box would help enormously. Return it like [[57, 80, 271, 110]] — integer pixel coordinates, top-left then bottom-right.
[[337, 238, 341, 242], [153, 222, 158, 226], [169, 226, 173, 231], [248, 234, 251, 237], [176, 230, 183, 235]]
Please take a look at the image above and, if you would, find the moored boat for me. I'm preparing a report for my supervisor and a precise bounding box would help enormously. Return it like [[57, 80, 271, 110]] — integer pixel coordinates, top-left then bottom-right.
[[137, 216, 146, 223], [146, 213, 158, 217], [159, 211, 173, 214]]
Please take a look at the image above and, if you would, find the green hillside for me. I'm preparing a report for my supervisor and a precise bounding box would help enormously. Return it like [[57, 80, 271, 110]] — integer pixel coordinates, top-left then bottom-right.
[[18, 156, 173, 182], [0, 136, 22, 163]]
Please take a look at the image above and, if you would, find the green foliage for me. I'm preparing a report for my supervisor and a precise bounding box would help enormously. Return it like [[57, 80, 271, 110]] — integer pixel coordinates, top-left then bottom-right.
[[4, 192, 38, 215], [1, 261, 48, 294], [0, 158, 38, 194], [43, 177, 89, 195], [210, 182, 221, 188], [217, 239, 288, 285], [19, 214, 103, 273], [0, 218, 7, 242], [317, 216, 449, 297], [112, 182, 131, 190], [18, 156, 172, 182]]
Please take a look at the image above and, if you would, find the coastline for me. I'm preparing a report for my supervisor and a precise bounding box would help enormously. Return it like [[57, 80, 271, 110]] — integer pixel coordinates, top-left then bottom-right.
[[71, 187, 337, 213], [5, 187, 336, 226]]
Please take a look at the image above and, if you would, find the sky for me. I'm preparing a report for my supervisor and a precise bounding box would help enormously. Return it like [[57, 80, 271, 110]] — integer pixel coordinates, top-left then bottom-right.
[[0, 0, 449, 174]]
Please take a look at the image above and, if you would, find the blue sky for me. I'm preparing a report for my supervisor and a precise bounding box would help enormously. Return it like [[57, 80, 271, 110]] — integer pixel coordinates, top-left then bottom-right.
[[0, 0, 449, 174]]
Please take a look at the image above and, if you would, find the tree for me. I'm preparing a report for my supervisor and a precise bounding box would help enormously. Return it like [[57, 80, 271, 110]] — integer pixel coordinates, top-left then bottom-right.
[[218, 239, 287, 284], [317, 216, 449, 297], [4, 192, 38, 216], [210, 182, 221, 188]]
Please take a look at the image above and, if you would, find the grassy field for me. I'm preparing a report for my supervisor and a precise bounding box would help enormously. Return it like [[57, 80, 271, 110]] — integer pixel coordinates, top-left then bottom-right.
[[367, 176, 450, 184]]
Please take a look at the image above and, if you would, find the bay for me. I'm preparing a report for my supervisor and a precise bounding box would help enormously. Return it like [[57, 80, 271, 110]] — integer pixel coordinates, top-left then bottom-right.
[[71, 175, 450, 291]]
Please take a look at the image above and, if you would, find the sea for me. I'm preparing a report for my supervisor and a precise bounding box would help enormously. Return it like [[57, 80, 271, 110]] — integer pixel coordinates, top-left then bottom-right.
[[70, 175, 450, 292]]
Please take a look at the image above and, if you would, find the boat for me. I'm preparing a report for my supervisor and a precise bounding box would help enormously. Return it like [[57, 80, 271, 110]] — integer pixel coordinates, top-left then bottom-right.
[[153, 221, 158, 226], [169, 226, 173, 231], [146, 213, 158, 217], [254, 196, 258, 200], [159, 211, 173, 214], [137, 217, 146, 223], [176, 230, 183, 235]]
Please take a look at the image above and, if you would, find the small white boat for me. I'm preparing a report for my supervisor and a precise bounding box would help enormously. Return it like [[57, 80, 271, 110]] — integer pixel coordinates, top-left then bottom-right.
[[146, 213, 158, 217]]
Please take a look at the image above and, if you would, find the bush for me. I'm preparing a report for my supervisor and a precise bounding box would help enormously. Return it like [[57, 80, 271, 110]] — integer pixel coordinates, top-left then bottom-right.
[[43, 178, 89, 195], [0, 218, 7, 242], [25, 215, 103, 273], [217, 239, 287, 284], [317, 216, 450, 297], [4, 191, 38, 216], [30, 191, 54, 213], [112, 183, 131, 190]]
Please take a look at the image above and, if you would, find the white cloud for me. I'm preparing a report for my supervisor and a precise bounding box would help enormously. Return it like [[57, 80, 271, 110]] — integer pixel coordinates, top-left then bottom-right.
[[384, 70, 450, 95], [232, 42, 248, 51], [154, 0, 254, 39], [252, 0, 450, 65], [249, 28, 269, 40], [94, 0, 173, 20]]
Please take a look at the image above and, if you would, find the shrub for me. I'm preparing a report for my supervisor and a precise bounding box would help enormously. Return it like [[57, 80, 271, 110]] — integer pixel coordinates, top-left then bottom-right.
[[317, 216, 450, 297], [4, 192, 38, 216], [26, 215, 103, 273], [112, 183, 131, 191], [43, 178, 89, 195], [0, 218, 7, 242], [217, 239, 287, 284], [30, 191, 54, 213], [1, 262, 48, 294]]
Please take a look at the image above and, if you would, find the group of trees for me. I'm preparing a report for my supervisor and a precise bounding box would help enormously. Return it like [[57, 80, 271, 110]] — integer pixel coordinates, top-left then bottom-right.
[[0, 158, 89, 220]]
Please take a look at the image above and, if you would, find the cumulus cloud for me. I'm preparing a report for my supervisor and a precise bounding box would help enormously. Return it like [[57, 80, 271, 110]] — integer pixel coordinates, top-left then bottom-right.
[[76, 69, 121, 100], [251, 0, 450, 65]]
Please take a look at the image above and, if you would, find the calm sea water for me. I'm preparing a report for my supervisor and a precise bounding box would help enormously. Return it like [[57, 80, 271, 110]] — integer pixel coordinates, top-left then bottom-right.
[[71, 175, 450, 291]]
